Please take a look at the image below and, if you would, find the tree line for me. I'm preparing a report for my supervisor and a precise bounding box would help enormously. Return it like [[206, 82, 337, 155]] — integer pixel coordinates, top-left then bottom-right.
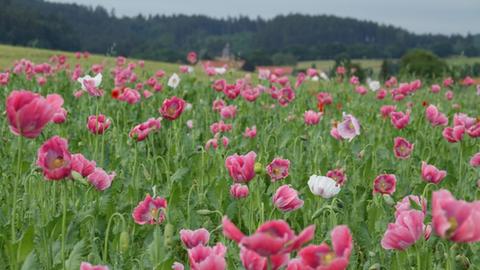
[[1, 0, 479, 65]]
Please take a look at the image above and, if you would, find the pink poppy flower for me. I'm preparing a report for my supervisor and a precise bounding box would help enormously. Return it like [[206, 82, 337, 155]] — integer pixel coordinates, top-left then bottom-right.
[[71, 153, 96, 177], [395, 195, 428, 218], [431, 84, 441, 93], [205, 136, 229, 150], [129, 118, 162, 142], [241, 86, 261, 102], [445, 90, 454, 100], [272, 185, 304, 212], [240, 247, 289, 270], [266, 158, 290, 181], [172, 262, 184, 270], [212, 79, 226, 92], [432, 189, 480, 243], [349, 76, 359, 85], [0, 72, 9, 86], [188, 243, 227, 270], [210, 121, 232, 135], [80, 262, 109, 270], [453, 113, 476, 129], [316, 92, 333, 105], [373, 174, 396, 195], [390, 111, 410, 129], [304, 110, 322, 126], [87, 114, 111, 134], [462, 76, 474, 86], [143, 90, 153, 99], [326, 168, 347, 186], [425, 105, 448, 127], [6, 90, 56, 138], [421, 162, 447, 184], [337, 114, 361, 140], [442, 126, 465, 143], [295, 72, 306, 88], [212, 99, 226, 112], [230, 184, 249, 199], [219, 105, 237, 119], [393, 137, 414, 159], [132, 194, 167, 225], [223, 84, 240, 99], [355, 85, 367, 95], [87, 168, 115, 191], [160, 96, 186, 120], [36, 136, 72, 180], [336, 66, 346, 75], [330, 127, 343, 141], [298, 225, 352, 270], [381, 210, 425, 250], [443, 77, 454, 87], [222, 217, 315, 257], [243, 126, 257, 139], [225, 151, 257, 183], [187, 51, 197, 64], [374, 89, 386, 100], [467, 123, 480, 138], [380, 105, 396, 118], [118, 88, 141, 104], [180, 228, 210, 249], [277, 87, 295, 107], [470, 152, 480, 167]]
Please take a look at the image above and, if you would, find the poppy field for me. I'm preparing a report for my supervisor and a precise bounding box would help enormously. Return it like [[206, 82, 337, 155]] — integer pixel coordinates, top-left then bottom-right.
[[1, 51, 480, 270]]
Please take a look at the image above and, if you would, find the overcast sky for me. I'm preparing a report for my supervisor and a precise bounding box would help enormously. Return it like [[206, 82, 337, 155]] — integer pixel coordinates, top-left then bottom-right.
[[48, 0, 479, 35]]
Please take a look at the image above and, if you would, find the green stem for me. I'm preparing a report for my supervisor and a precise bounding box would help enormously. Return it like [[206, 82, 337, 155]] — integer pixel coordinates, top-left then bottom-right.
[[103, 213, 126, 262], [61, 181, 68, 270], [11, 135, 23, 269]]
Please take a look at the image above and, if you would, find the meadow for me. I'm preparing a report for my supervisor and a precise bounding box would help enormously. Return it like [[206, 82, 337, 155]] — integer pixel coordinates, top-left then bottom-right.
[[0, 46, 480, 270]]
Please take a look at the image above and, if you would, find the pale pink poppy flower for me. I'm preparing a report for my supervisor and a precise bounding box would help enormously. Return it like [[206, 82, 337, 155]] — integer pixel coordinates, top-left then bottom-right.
[[118, 88, 141, 104], [425, 105, 448, 127], [87, 114, 111, 134], [395, 195, 427, 218], [80, 262, 109, 270], [421, 162, 447, 184], [87, 168, 115, 191], [442, 126, 465, 143], [298, 225, 352, 269], [180, 228, 210, 249], [219, 105, 237, 119], [243, 126, 257, 138], [71, 154, 96, 177], [6, 90, 56, 138], [273, 185, 304, 212], [445, 90, 454, 100], [381, 210, 425, 250], [230, 184, 249, 199], [431, 84, 441, 93], [393, 137, 414, 159], [240, 247, 289, 270], [337, 114, 361, 140], [432, 189, 480, 243], [470, 152, 480, 167], [304, 110, 322, 125], [188, 243, 227, 270]]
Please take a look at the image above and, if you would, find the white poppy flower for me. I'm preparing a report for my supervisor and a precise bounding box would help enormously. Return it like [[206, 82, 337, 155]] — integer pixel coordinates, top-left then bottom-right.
[[77, 73, 102, 90], [308, 175, 341, 199], [214, 67, 227, 75], [367, 78, 381, 92], [168, 73, 181, 89], [311, 76, 319, 81], [320, 72, 329, 81]]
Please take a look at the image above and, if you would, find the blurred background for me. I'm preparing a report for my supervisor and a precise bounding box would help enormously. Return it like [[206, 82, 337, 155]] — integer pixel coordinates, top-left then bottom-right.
[[1, 0, 480, 79]]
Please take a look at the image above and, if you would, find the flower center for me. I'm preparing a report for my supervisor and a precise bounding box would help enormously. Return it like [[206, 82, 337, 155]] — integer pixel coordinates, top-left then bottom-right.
[[51, 158, 65, 169], [446, 217, 458, 237], [323, 252, 336, 265]]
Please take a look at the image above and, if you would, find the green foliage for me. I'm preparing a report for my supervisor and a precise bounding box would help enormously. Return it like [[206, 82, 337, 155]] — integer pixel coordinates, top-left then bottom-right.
[[400, 49, 448, 78], [271, 53, 297, 66]]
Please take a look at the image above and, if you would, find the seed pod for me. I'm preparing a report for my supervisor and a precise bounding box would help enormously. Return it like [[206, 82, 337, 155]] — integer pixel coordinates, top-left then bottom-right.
[[164, 223, 174, 247], [119, 231, 129, 253], [254, 162, 263, 174]]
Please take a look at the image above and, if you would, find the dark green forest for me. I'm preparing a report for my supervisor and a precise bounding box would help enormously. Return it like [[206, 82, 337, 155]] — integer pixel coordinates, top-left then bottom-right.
[[1, 0, 479, 64]]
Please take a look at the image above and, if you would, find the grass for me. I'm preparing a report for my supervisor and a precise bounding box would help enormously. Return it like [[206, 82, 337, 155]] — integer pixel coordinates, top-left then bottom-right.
[[0, 44, 180, 73], [298, 57, 480, 73]]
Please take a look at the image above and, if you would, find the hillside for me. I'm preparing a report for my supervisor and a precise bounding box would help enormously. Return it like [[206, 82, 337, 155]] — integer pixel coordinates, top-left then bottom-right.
[[0, 0, 479, 64]]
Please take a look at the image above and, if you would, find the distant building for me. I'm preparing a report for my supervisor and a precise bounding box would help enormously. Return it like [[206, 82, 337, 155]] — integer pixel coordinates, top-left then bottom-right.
[[199, 43, 244, 70]]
